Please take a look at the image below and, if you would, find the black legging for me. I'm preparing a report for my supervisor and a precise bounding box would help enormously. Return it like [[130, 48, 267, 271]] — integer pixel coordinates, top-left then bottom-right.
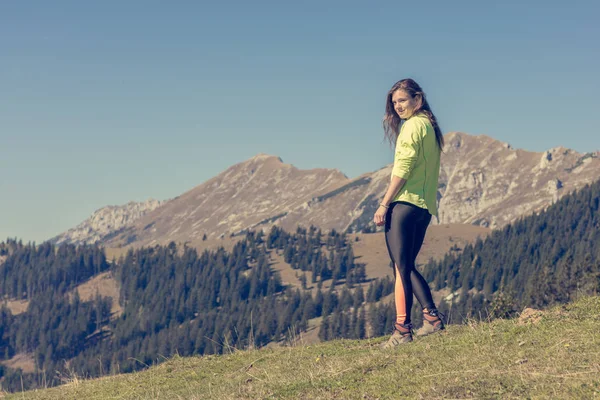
[[384, 201, 435, 324]]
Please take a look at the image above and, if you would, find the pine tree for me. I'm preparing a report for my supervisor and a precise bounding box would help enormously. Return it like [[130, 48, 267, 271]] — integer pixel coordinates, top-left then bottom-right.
[[354, 286, 364, 308], [356, 307, 366, 339], [319, 316, 329, 341], [299, 272, 307, 290], [314, 289, 324, 317]]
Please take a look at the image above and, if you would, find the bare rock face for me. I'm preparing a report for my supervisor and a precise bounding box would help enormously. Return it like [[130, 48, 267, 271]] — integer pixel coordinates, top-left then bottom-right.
[[52, 134, 600, 247], [49, 199, 166, 245], [539, 151, 552, 169], [436, 134, 599, 229]]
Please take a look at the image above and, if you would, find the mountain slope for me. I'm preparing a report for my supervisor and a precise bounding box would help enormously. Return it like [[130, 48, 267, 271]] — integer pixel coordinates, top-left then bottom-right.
[[104, 154, 349, 246]]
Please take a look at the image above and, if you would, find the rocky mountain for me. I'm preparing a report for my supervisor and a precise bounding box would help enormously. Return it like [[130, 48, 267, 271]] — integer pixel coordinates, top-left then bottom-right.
[[52, 133, 600, 247], [103, 154, 349, 247], [49, 199, 166, 245], [437, 133, 600, 228]]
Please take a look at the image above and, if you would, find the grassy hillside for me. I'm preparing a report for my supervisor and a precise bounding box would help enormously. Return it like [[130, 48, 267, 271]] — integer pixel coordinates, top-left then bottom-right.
[[9, 295, 600, 400]]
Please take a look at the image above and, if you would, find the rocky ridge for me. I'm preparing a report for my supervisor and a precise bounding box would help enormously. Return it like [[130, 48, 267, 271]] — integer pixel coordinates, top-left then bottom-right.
[[51, 134, 600, 247], [50, 199, 166, 245], [436, 133, 599, 228]]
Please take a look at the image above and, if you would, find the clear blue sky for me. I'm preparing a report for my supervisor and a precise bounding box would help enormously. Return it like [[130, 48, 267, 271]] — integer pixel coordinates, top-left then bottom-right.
[[1, 1, 599, 243]]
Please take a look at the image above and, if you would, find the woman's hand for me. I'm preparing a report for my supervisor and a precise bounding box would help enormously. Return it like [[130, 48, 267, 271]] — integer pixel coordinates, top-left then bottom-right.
[[376, 176, 405, 227], [373, 205, 388, 226]]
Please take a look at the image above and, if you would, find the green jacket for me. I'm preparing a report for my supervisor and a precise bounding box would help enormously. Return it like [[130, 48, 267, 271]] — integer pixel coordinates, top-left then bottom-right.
[[391, 112, 441, 216]]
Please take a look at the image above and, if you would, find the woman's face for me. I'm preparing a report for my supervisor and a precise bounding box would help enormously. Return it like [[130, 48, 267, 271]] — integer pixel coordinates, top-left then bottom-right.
[[392, 89, 420, 120]]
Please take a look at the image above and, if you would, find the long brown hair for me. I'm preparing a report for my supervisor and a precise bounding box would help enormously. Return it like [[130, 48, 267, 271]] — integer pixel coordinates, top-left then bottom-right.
[[383, 78, 444, 151]]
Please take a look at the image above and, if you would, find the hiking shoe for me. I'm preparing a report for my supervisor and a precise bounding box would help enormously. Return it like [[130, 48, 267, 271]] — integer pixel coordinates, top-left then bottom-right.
[[415, 308, 446, 337], [380, 322, 413, 349]]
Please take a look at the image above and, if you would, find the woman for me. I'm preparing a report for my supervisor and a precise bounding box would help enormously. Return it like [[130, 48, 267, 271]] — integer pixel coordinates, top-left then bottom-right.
[[374, 78, 446, 349]]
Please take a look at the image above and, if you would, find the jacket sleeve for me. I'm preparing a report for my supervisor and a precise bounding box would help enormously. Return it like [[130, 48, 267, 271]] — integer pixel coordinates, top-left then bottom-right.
[[391, 118, 423, 179]]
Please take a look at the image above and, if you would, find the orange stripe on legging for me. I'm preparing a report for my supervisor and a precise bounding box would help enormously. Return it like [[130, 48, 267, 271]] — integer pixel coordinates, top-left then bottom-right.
[[394, 263, 408, 324]]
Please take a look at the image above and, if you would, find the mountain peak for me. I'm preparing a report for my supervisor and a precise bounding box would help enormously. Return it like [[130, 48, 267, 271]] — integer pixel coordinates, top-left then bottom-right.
[[249, 153, 283, 162]]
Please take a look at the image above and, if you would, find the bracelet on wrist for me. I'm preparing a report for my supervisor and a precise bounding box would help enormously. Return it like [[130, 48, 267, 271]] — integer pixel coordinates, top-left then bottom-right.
[[380, 203, 389, 209]]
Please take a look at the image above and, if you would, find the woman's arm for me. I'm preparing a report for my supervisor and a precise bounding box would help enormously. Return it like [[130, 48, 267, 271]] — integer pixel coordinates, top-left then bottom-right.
[[391, 118, 421, 180], [373, 118, 422, 226], [374, 176, 406, 226], [382, 176, 406, 207]]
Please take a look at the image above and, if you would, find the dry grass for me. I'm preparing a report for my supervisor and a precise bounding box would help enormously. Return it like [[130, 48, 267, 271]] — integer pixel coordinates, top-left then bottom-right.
[[9, 295, 600, 399], [0, 353, 35, 374], [2, 299, 29, 316], [74, 271, 122, 317]]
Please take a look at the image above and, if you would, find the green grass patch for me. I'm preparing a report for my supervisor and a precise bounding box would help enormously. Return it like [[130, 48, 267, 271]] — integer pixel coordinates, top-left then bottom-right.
[[7, 296, 600, 399]]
